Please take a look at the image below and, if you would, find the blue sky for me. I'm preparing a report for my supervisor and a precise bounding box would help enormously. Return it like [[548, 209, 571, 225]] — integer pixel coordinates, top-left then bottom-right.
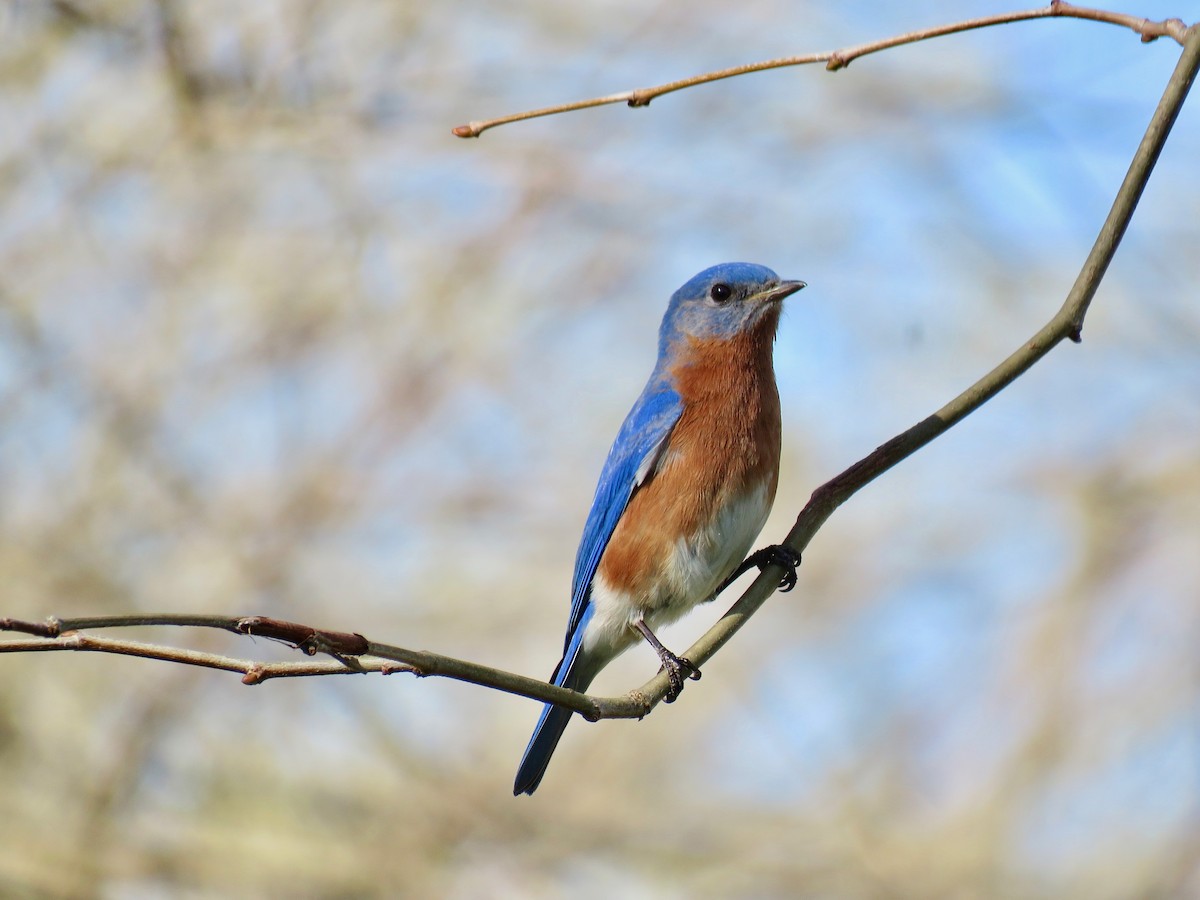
[[2, 2, 1199, 893]]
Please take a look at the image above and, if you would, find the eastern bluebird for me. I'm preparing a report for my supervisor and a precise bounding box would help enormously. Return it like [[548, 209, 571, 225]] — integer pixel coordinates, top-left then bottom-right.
[[514, 262, 805, 795]]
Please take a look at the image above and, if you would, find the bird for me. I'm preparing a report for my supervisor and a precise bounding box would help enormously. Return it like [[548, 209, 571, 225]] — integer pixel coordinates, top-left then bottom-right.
[[513, 262, 805, 796]]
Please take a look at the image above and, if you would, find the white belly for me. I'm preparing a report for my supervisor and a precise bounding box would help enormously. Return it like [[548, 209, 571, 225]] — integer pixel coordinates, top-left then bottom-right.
[[583, 482, 772, 660]]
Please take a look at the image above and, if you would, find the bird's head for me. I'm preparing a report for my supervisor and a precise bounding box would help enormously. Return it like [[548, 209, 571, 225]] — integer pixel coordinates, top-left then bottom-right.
[[658, 262, 805, 352]]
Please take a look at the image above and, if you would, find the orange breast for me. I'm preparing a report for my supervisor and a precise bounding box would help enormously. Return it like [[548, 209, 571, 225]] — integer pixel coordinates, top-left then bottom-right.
[[596, 315, 782, 604]]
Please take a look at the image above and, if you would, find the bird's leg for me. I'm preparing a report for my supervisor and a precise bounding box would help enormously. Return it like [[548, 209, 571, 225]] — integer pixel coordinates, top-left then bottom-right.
[[715, 544, 802, 597], [633, 618, 701, 702]]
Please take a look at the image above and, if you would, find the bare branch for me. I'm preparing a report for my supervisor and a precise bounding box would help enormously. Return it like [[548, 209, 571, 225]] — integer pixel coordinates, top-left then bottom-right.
[[0, 613, 635, 718], [452, 2, 1191, 138], [2, 20, 1197, 737], [676, 21, 1200, 673], [0, 633, 392, 683]]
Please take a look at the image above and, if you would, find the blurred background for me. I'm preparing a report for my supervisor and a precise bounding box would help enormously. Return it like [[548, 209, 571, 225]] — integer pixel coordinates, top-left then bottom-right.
[[1, 0, 1199, 896]]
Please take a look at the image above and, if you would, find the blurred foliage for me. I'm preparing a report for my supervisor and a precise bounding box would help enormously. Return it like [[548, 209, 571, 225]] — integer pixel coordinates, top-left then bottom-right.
[[1, 0, 1199, 897]]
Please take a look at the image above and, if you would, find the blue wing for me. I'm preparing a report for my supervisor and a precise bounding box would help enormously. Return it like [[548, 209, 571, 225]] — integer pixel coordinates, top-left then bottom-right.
[[513, 375, 681, 795], [562, 376, 682, 653]]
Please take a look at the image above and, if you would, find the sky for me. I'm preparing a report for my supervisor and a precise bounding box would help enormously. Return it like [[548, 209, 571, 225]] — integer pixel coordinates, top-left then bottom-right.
[[1, 2, 1199, 896]]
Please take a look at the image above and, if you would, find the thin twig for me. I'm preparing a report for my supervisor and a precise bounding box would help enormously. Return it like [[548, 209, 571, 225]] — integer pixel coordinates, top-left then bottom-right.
[[668, 20, 1200, 678], [452, 2, 1190, 138], [0, 634, 401, 683], [0, 614, 612, 717], [1, 22, 1197, 728]]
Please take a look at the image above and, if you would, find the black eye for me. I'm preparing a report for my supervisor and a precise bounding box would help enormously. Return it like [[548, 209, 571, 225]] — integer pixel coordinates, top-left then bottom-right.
[[709, 283, 732, 303]]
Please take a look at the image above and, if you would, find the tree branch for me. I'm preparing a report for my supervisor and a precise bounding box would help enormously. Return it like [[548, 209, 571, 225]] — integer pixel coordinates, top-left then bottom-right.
[[2, 20, 1197, 731], [677, 19, 1200, 673], [452, 2, 1191, 138], [0, 632, 392, 683], [0, 614, 614, 717]]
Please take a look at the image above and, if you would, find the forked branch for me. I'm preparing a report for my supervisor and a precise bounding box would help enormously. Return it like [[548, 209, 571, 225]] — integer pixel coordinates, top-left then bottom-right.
[[3, 16, 1198, 726]]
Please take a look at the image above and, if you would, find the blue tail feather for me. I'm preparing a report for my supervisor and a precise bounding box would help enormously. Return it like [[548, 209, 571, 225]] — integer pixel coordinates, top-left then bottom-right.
[[513, 611, 597, 795], [512, 699, 574, 795]]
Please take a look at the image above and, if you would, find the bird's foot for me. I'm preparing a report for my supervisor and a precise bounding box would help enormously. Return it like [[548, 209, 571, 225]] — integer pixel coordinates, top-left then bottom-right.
[[718, 544, 802, 595], [660, 651, 701, 703], [633, 618, 701, 702]]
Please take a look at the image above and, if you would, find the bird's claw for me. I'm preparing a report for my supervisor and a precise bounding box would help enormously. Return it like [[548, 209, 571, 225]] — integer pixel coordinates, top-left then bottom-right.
[[718, 543, 802, 595], [660, 652, 701, 702], [633, 617, 701, 702], [758, 544, 802, 592]]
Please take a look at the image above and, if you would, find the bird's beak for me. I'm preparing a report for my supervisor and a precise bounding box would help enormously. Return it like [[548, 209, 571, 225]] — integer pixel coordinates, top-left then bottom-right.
[[758, 280, 806, 304]]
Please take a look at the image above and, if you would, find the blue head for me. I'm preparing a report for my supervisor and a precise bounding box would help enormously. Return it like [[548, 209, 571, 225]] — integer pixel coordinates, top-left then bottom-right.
[[658, 262, 805, 354]]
